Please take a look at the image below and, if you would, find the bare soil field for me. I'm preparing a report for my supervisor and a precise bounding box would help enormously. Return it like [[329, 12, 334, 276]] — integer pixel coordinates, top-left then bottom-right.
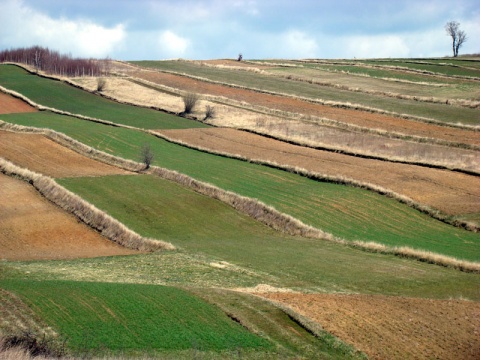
[[0, 131, 131, 178], [0, 174, 139, 260], [0, 92, 37, 114], [124, 68, 480, 147], [258, 292, 480, 360], [155, 128, 480, 217]]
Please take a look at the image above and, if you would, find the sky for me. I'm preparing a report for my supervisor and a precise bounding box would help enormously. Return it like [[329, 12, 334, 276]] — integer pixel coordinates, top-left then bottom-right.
[[1, 0, 478, 60]]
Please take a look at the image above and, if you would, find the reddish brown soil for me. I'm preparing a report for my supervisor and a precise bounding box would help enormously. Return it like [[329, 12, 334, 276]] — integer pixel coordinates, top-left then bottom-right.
[[155, 128, 480, 217], [0, 92, 37, 114], [129, 69, 480, 147], [259, 292, 480, 360], [0, 131, 131, 178], [0, 174, 139, 260]]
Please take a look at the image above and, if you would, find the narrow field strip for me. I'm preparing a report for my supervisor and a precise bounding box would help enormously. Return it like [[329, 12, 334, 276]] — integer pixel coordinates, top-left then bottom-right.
[[154, 128, 480, 220], [0, 131, 131, 178], [0, 64, 207, 130], [129, 60, 480, 126], [68, 74, 480, 173], [0, 158, 173, 253], [198, 60, 480, 108], [120, 65, 480, 146]]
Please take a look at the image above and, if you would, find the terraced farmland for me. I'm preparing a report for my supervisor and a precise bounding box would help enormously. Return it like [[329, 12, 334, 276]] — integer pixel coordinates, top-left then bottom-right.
[[1, 55, 479, 359]]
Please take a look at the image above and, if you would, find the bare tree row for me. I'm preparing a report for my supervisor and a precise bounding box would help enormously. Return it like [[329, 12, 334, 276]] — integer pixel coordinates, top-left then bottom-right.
[[0, 46, 110, 77]]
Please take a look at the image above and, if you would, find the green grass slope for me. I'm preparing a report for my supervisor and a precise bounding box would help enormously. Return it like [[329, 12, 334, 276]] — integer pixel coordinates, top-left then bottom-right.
[[2, 111, 479, 262], [0, 279, 271, 357], [52, 174, 480, 299], [0, 64, 207, 130]]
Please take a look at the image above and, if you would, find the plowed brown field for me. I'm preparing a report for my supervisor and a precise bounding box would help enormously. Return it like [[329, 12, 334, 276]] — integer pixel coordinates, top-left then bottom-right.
[[0, 174, 139, 260], [155, 128, 480, 217], [125, 68, 480, 147], [258, 292, 480, 360], [0, 131, 131, 178], [0, 92, 37, 114], [0, 131, 139, 260]]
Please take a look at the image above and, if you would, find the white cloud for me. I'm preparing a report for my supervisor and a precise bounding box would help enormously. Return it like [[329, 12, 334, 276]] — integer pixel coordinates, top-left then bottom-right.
[[280, 30, 319, 58], [158, 31, 190, 58], [343, 35, 410, 59], [0, 0, 125, 58]]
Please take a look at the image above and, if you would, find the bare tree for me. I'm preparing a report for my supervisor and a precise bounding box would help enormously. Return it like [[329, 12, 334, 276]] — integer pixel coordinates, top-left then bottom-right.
[[182, 92, 199, 114], [445, 21, 467, 57], [140, 144, 154, 169]]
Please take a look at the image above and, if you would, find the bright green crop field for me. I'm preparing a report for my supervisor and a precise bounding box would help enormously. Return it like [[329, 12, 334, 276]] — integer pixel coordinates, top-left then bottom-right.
[[0, 279, 271, 356], [0, 65, 207, 130], [2, 111, 479, 261]]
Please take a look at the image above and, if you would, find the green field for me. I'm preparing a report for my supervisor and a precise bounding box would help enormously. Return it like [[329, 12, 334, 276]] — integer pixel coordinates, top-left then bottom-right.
[[2, 111, 479, 261], [0, 279, 271, 356], [130, 60, 480, 125], [0, 65, 207, 130]]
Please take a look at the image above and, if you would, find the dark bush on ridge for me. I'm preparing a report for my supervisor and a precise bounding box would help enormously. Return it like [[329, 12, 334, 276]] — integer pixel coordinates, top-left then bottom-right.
[[0, 46, 109, 77]]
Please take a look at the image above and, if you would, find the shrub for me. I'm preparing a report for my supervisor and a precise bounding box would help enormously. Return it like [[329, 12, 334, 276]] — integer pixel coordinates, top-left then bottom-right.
[[204, 105, 216, 120], [182, 92, 199, 114], [0, 332, 66, 358], [96, 77, 107, 92]]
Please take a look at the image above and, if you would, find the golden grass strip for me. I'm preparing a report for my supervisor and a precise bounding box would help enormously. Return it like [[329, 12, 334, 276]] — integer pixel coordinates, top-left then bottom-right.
[[0, 157, 173, 251]]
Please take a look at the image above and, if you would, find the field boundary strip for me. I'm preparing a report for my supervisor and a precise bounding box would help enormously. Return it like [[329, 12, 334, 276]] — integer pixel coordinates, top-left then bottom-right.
[[1, 122, 479, 272], [295, 59, 480, 81], [191, 60, 480, 109], [119, 74, 480, 153], [0, 157, 174, 252], [123, 61, 480, 130]]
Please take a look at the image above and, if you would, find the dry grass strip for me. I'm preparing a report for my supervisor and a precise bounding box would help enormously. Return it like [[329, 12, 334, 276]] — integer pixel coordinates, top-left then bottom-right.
[[137, 61, 479, 130], [0, 158, 173, 252]]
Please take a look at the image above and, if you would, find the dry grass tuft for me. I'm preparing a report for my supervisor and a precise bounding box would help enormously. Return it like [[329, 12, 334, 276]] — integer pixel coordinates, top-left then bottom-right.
[[0, 158, 173, 252]]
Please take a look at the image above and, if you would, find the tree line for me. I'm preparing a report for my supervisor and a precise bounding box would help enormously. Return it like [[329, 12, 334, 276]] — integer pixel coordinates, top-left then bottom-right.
[[0, 46, 110, 77]]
